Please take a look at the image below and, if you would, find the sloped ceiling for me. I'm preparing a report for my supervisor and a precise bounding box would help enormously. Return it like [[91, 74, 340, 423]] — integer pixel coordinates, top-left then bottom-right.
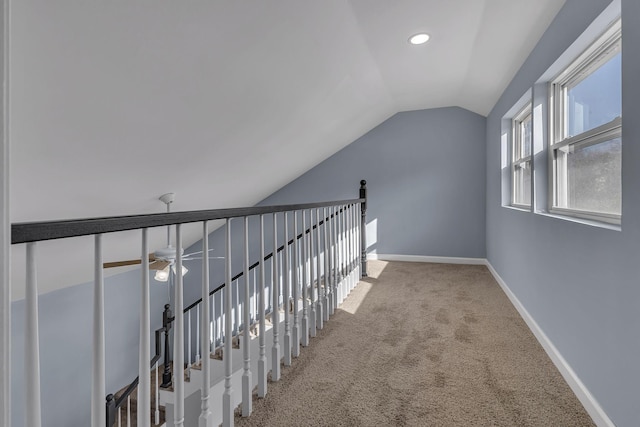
[[9, 0, 565, 298]]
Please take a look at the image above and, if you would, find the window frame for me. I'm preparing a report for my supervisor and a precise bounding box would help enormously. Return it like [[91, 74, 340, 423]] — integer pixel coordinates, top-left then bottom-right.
[[511, 103, 533, 208], [548, 19, 622, 224]]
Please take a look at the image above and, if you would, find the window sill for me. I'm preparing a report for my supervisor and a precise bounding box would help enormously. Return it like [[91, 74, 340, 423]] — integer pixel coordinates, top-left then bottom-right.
[[503, 205, 531, 213], [536, 211, 621, 231]]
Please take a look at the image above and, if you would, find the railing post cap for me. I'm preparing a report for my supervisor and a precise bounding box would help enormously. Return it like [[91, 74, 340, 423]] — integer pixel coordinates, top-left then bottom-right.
[[164, 303, 170, 310], [360, 180, 367, 187], [106, 394, 114, 402]]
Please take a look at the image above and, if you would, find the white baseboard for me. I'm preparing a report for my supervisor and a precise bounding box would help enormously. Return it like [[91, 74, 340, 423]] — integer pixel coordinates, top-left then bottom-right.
[[484, 261, 615, 427], [368, 253, 487, 265]]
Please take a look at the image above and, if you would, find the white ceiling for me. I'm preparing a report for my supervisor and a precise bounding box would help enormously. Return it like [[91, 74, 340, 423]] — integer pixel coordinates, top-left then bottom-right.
[[9, 0, 566, 299]]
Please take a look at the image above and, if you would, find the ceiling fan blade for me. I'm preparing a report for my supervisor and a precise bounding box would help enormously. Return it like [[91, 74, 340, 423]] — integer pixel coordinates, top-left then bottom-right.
[[149, 260, 171, 271], [103, 253, 157, 269], [182, 248, 216, 258], [103, 259, 142, 269]]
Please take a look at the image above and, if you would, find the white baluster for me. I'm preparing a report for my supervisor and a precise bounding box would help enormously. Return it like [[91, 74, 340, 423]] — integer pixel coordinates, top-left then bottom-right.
[[316, 208, 324, 330], [241, 216, 252, 417], [187, 308, 192, 373], [340, 206, 347, 303], [234, 278, 240, 336], [333, 206, 340, 312], [301, 210, 309, 347], [336, 206, 344, 307], [358, 202, 363, 278], [323, 207, 330, 322], [199, 221, 213, 427], [25, 242, 42, 427], [196, 305, 200, 364], [271, 213, 281, 380], [351, 204, 356, 288], [283, 212, 292, 366], [326, 209, 333, 317], [174, 224, 185, 427], [92, 235, 105, 427], [117, 407, 121, 427], [258, 215, 268, 397], [138, 229, 151, 427], [155, 361, 160, 425], [308, 210, 316, 338], [292, 211, 301, 357], [223, 219, 234, 426]]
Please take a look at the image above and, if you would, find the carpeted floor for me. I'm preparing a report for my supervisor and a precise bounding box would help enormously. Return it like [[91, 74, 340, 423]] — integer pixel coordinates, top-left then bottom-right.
[[235, 260, 596, 426]]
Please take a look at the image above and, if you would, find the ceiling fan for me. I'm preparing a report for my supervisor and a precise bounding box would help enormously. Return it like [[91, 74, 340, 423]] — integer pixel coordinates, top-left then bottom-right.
[[103, 192, 220, 281]]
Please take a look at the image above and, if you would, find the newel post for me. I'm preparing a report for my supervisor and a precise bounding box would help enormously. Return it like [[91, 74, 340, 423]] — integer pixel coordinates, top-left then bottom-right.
[[161, 304, 174, 388], [359, 180, 368, 277]]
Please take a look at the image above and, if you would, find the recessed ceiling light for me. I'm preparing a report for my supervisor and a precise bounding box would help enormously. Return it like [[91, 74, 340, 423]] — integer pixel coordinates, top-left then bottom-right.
[[408, 33, 430, 45]]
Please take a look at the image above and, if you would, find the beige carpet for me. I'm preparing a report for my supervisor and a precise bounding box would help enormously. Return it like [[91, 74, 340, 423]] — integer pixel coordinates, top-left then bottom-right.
[[235, 260, 596, 426]]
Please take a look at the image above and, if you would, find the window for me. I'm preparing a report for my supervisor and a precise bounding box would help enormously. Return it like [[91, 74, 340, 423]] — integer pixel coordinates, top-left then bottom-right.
[[550, 20, 621, 223], [512, 104, 532, 207]]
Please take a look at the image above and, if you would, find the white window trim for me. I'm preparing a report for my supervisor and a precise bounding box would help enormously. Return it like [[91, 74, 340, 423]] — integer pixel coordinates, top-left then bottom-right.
[[548, 19, 622, 225], [511, 104, 532, 208]]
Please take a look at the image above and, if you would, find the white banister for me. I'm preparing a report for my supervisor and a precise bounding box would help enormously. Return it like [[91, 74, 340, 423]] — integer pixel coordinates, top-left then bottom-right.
[[241, 216, 252, 417], [349, 205, 356, 293], [92, 235, 105, 427], [301, 210, 309, 347], [357, 203, 362, 278], [223, 219, 234, 426], [199, 221, 214, 427], [174, 224, 185, 427], [155, 361, 160, 425], [332, 206, 340, 314], [337, 206, 343, 304], [234, 278, 240, 336], [258, 215, 268, 397], [127, 395, 131, 427], [327, 209, 334, 317], [0, 3, 10, 424], [283, 212, 292, 366], [138, 229, 151, 427], [323, 207, 330, 323], [271, 213, 281, 380], [315, 208, 323, 330], [25, 242, 42, 427], [196, 305, 200, 364], [308, 210, 316, 338], [187, 310, 192, 372], [292, 211, 300, 357]]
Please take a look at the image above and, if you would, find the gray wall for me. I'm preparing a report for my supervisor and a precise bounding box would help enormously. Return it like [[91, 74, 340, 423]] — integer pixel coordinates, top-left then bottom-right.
[[260, 107, 487, 259], [11, 268, 168, 427], [486, 0, 640, 425]]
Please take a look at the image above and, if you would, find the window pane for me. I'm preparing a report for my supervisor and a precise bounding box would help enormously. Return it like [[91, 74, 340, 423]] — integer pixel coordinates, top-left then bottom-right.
[[513, 161, 531, 206], [520, 114, 532, 158], [566, 52, 621, 136], [560, 138, 621, 214]]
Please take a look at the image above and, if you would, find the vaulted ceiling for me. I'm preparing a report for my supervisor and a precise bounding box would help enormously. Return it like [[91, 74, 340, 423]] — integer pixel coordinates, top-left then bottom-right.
[[9, 0, 566, 298]]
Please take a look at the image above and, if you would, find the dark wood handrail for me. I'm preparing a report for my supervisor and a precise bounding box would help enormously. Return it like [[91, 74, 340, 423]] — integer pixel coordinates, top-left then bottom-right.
[[11, 198, 364, 244]]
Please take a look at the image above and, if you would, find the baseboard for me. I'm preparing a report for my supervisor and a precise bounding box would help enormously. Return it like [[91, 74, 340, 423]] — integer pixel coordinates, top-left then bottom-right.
[[484, 261, 615, 427], [368, 253, 487, 265]]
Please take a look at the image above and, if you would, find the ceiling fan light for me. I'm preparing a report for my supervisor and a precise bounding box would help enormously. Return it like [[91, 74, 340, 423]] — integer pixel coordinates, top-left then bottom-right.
[[172, 264, 188, 276], [154, 266, 170, 282]]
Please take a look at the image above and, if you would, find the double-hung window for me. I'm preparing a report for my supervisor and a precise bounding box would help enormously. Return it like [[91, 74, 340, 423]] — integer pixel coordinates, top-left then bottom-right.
[[512, 104, 532, 207], [550, 20, 622, 223]]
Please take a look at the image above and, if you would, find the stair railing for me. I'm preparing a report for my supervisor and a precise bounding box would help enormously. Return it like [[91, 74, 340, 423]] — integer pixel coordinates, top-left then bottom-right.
[[11, 180, 367, 427]]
